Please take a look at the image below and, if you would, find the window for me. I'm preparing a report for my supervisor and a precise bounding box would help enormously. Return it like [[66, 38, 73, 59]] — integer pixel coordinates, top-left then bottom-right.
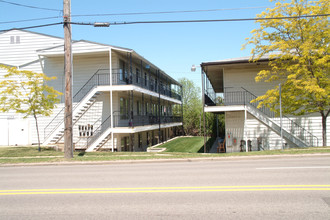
[[147, 132, 150, 146], [137, 101, 141, 115], [120, 97, 128, 119], [121, 136, 128, 151], [152, 131, 154, 145], [136, 68, 140, 84], [119, 60, 126, 82], [10, 36, 15, 44], [144, 72, 147, 86], [138, 134, 142, 148], [145, 102, 149, 115], [16, 36, 20, 44]]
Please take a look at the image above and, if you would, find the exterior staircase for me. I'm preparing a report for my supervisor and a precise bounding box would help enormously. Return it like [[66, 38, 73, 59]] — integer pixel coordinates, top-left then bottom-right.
[[43, 69, 109, 145], [223, 88, 318, 147], [85, 115, 112, 152]]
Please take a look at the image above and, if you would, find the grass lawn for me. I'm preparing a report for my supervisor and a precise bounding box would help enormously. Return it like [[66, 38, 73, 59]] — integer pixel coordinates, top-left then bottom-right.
[[162, 136, 205, 153], [0, 137, 329, 164]]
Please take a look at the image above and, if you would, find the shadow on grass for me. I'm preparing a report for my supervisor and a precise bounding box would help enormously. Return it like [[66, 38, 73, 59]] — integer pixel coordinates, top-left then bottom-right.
[[77, 151, 86, 157], [198, 137, 216, 153]]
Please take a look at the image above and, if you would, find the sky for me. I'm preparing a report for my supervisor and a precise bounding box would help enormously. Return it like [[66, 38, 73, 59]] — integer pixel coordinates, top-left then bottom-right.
[[0, 0, 275, 88]]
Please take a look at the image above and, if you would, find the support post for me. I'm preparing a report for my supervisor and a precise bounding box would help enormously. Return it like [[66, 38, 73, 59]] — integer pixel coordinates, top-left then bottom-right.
[[244, 108, 248, 152], [201, 66, 206, 153], [180, 85, 184, 135], [63, 0, 73, 158], [109, 48, 114, 152], [158, 70, 161, 144]]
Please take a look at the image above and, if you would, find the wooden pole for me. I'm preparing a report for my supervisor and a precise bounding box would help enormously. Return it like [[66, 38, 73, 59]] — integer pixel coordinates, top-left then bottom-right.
[[63, 0, 73, 158]]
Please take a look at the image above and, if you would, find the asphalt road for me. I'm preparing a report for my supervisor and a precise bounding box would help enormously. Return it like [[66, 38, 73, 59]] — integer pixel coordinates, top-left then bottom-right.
[[1, 156, 330, 220]]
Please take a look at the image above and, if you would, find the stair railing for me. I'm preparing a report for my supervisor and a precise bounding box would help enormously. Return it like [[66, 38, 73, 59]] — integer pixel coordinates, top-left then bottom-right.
[[224, 88, 318, 147], [44, 69, 110, 142], [74, 117, 102, 149], [84, 115, 112, 149]]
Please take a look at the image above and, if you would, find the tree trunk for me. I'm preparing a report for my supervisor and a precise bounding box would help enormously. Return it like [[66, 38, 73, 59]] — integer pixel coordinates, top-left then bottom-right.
[[34, 114, 41, 152]]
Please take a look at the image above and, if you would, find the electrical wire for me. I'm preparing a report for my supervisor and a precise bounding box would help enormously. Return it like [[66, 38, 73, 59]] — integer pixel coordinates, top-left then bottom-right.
[[0, 6, 270, 25], [71, 6, 270, 17], [0, 23, 63, 32], [0, 16, 61, 25], [0, 0, 62, 12], [71, 14, 330, 26], [1, 13, 328, 32]]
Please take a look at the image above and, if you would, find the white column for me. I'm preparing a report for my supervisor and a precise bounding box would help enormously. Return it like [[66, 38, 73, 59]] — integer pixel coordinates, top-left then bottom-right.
[[244, 108, 248, 152], [109, 48, 114, 152]]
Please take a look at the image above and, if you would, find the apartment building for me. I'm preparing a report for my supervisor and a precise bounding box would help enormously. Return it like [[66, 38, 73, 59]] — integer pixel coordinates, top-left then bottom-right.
[[200, 57, 326, 152], [0, 29, 183, 151]]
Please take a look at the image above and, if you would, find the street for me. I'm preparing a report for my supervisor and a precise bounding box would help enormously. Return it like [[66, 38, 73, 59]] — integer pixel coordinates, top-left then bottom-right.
[[1, 156, 330, 219]]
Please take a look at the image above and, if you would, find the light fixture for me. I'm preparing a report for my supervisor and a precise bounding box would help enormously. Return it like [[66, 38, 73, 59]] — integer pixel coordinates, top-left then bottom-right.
[[191, 65, 196, 72]]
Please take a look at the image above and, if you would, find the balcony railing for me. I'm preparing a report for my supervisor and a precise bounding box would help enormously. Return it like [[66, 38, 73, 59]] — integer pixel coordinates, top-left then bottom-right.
[[113, 114, 182, 127], [44, 68, 182, 143], [112, 69, 181, 101], [214, 88, 318, 147], [44, 69, 109, 141], [82, 114, 181, 148]]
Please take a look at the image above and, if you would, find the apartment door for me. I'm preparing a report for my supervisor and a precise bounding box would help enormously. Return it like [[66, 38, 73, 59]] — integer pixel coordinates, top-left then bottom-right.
[[121, 136, 128, 151]]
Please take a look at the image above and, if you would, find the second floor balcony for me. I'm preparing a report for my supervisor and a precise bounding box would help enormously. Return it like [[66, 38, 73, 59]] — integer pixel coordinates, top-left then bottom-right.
[[87, 69, 182, 101]]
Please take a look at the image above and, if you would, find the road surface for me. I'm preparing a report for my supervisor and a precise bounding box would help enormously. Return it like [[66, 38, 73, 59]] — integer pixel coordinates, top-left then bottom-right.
[[1, 155, 330, 219]]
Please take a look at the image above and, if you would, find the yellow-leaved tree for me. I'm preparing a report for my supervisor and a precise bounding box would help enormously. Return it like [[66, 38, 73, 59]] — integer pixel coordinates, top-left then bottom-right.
[[0, 65, 62, 151], [243, 0, 329, 146]]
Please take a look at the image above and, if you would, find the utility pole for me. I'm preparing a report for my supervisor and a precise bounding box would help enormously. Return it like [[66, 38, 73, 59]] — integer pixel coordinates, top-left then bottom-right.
[[63, 0, 73, 158]]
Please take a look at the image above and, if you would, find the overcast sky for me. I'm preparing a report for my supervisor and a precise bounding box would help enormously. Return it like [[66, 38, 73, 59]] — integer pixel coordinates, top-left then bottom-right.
[[0, 0, 275, 87]]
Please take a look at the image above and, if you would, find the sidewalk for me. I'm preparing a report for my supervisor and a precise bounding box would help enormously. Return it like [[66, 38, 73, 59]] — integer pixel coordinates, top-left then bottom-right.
[[1, 153, 330, 167]]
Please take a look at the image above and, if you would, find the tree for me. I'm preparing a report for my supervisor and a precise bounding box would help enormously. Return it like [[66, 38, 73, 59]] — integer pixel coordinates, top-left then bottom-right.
[[178, 78, 202, 136], [243, 0, 329, 146], [0, 65, 62, 151]]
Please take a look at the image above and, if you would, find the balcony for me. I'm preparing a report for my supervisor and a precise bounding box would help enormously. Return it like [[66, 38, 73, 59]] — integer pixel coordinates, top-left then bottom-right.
[[111, 69, 181, 101], [113, 114, 182, 127]]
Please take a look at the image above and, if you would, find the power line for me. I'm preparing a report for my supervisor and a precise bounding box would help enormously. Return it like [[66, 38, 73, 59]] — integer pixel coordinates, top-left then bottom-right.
[[0, 16, 61, 25], [0, 23, 63, 32], [71, 14, 330, 26], [0, 6, 270, 25], [0, 0, 62, 12], [71, 6, 270, 17], [1, 13, 328, 32]]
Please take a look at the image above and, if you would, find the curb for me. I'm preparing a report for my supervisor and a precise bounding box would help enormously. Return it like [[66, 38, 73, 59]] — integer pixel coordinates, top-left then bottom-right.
[[1, 153, 330, 167]]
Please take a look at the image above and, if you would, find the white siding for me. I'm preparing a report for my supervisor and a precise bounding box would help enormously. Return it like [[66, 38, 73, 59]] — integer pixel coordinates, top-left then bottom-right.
[[0, 30, 63, 67], [0, 30, 182, 147], [223, 64, 329, 147], [43, 53, 110, 98], [38, 41, 111, 55]]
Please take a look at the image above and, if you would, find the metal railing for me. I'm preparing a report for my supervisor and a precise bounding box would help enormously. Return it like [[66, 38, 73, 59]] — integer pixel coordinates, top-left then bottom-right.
[[84, 115, 112, 149], [222, 88, 318, 147], [74, 117, 102, 149], [113, 114, 182, 127], [112, 69, 181, 101], [43, 69, 109, 141], [44, 68, 182, 143]]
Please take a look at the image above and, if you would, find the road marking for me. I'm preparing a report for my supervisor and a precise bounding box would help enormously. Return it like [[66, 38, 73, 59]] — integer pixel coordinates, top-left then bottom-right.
[[256, 166, 330, 170], [1, 185, 329, 196]]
